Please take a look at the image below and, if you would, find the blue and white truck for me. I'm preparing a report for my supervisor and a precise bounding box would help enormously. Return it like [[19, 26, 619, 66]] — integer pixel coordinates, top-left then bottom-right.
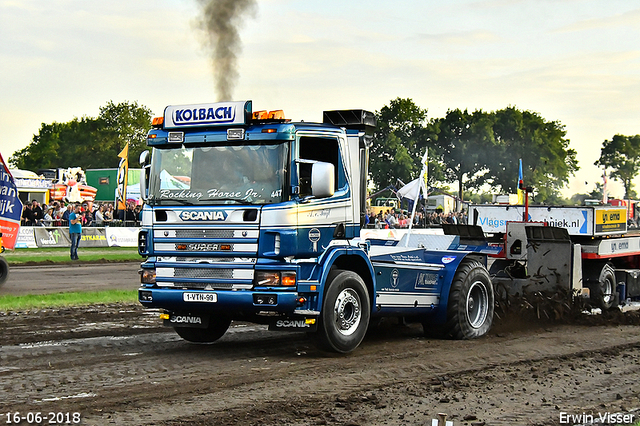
[[137, 100, 499, 353]]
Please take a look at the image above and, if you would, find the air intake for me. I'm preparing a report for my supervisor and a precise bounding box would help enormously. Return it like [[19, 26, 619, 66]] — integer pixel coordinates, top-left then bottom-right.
[[322, 110, 376, 134]]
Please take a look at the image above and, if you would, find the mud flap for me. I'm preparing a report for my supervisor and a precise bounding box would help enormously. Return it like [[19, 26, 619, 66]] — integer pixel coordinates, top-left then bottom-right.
[[163, 313, 210, 329], [269, 318, 318, 332]]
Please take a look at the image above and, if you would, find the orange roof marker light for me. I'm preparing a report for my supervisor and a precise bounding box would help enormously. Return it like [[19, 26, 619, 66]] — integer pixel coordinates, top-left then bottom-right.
[[152, 117, 164, 128], [268, 110, 285, 120], [252, 110, 269, 120], [252, 109, 287, 123]]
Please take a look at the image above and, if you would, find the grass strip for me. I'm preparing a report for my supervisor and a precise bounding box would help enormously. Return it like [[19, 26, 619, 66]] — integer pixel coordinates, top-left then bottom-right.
[[0, 289, 138, 311], [3, 247, 142, 265]]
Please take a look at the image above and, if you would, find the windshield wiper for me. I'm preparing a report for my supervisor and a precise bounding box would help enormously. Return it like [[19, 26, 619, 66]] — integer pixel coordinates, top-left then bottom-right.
[[154, 199, 195, 206], [198, 198, 252, 204]]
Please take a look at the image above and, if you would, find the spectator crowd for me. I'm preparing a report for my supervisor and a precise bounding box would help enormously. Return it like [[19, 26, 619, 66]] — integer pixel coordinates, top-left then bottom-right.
[[21, 199, 466, 230], [365, 208, 468, 229], [20, 200, 142, 227]]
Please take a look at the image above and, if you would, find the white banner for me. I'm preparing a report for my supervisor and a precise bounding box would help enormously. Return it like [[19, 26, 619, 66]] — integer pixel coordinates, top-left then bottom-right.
[[15, 227, 37, 248], [106, 227, 139, 247]]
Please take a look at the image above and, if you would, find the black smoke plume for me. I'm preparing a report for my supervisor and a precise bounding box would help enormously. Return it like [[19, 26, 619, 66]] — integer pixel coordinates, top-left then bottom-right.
[[196, 0, 257, 101]]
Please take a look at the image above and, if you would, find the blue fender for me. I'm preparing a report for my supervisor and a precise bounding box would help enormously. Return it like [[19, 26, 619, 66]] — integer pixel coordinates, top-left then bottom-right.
[[308, 245, 376, 313], [429, 251, 475, 324]]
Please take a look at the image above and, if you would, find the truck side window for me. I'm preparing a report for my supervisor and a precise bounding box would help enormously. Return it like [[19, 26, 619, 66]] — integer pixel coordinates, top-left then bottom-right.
[[298, 136, 340, 198]]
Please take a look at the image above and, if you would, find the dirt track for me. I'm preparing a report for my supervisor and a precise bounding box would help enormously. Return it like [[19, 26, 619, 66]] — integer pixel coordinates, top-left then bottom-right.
[[1, 262, 141, 295], [2, 302, 640, 426]]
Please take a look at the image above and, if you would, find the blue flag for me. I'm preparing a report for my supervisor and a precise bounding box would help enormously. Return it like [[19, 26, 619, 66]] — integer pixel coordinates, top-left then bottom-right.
[[0, 153, 23, 249], [517, 159, 524, 205]]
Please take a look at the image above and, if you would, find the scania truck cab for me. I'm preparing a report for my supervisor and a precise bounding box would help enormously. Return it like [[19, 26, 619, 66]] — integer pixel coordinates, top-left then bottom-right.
[[138, 100, 497, 353]]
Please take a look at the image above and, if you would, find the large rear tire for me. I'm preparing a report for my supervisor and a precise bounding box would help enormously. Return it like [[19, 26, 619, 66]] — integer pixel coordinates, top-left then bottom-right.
[[315, 269, 371, 354], [174, 316, 231, 343], [0, 257, 9, 287], [427, 258, 494, 339]]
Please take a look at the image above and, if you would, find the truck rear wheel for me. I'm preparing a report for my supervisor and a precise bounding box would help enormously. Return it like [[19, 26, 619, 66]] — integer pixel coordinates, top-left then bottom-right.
[[315, 269, 371, 354], [429, 258, 494, 339], [174, 316, 231, 343], [0, 257, 9, 287]]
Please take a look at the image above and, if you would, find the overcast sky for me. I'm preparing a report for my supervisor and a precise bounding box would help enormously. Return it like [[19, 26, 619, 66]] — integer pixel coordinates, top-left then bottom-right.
[[1, 0, 639, 198]]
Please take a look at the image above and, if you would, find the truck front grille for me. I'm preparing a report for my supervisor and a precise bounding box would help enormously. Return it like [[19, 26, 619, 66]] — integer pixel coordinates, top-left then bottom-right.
[[174, 229, 235, 239], [174, 268, 234, 279]]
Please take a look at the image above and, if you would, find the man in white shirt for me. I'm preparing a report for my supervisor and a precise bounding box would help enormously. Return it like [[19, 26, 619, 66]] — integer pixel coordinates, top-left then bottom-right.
[[94, 205, 105, 226]]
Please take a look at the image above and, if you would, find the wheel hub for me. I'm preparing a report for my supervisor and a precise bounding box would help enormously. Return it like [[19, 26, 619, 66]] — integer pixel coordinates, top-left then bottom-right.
[[466, 281, 488, 329], [334, 289, 361, 336]]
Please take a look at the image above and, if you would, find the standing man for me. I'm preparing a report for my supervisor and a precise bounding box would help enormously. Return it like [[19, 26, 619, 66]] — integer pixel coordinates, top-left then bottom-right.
[[94, 204, 105, 227], [69, 203, 82, 260], [62, 203, 72, 224], [32, 200, 43, 225], [21, 203, 35, 226]]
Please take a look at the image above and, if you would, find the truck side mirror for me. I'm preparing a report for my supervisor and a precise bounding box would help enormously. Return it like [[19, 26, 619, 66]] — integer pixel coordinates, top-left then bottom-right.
[[311, 162, 335, 198], [139, 150, 150, 166], [139, 150, 151, 202]]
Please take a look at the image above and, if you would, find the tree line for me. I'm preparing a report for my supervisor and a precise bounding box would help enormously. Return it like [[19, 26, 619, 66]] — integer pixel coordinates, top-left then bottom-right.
[[371, 98, 640, 203], [10, 101, 152, 171], [9, 98, 640, 202]]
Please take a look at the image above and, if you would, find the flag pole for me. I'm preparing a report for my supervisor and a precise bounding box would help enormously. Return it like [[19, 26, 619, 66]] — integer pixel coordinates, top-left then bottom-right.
[[405, 149, 428, 247]]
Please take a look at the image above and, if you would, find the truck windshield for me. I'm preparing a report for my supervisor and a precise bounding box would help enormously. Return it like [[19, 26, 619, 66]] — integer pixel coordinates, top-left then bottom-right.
[[148, 143, 287, 205]]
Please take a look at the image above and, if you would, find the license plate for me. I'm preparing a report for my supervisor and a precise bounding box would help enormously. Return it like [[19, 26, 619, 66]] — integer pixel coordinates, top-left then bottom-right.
[[183, 292, 217, 302]]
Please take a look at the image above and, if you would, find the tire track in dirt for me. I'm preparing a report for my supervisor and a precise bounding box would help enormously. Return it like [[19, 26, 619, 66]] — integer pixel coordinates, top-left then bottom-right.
[[2, 307, 640, 426]]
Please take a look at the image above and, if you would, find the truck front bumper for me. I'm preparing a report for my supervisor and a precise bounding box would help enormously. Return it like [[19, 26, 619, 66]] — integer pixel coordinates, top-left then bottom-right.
[[138, 287, 302, 314]]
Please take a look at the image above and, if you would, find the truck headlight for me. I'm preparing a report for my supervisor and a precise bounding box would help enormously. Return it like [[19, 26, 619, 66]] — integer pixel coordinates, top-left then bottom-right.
[[254, 271, 296, 287], [140, 269, 156, 284]]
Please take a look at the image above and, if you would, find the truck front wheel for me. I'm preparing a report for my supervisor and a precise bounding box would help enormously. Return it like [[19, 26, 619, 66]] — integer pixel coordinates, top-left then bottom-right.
[[174, 316, 231, 343], [315, 269, 371, 354], [430, 258, 494, 339]]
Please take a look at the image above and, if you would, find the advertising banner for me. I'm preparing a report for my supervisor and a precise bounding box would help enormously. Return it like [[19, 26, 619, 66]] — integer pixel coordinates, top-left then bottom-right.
[[594, 208, 626, 234], [469, 205, 627, 237], [16, 226, 137, 248], [0, 153, 23, 249], [15, 227, 37, 248], [80, 228, 108, 247], [106, 227, 139, 247], [32, 228, 108, 248], [33, 227, 71, 247]]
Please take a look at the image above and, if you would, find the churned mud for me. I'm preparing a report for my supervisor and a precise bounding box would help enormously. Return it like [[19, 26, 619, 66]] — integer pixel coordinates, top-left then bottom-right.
[[2, 304, 640, 425]]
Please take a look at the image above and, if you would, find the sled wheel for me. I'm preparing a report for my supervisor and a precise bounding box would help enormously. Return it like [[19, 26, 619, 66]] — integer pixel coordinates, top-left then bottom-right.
[[174, 316, 231, 343], [315, 269, 370, 353], [440, 258, 494, 339], [592, 263, 617, 311], [0, 257, 9, 287]]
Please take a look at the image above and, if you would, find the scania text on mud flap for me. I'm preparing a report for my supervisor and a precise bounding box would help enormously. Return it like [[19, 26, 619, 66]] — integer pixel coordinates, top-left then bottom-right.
[[137, 100, 499, 353]]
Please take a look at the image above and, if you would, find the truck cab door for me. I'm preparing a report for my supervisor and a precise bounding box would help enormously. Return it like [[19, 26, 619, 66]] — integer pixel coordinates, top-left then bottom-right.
[[296, 134, 349, 257]]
